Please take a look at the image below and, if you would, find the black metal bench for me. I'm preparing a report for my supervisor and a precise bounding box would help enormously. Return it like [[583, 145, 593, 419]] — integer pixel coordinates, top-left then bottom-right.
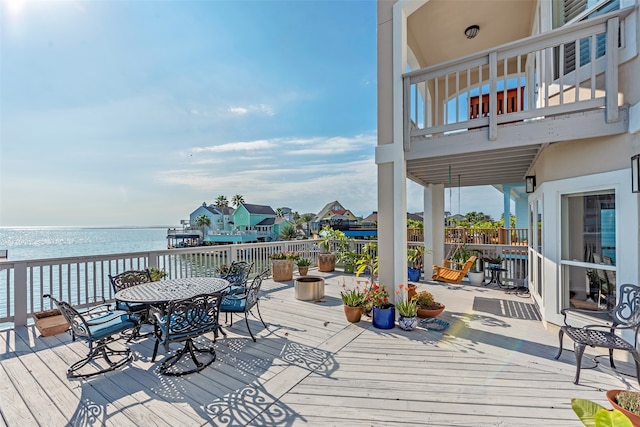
[[555, 283, 640, 385]]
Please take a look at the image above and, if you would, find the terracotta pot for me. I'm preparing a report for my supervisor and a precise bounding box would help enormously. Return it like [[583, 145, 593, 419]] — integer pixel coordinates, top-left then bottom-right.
[[407, 284, 417, 302], [606, 389, 640, 427], [417, 303, 445, 318], [317, 253, 335, 272], [298, 266, 309, 276], [343, 305, 363, 323], [271, 259, 294, 282]]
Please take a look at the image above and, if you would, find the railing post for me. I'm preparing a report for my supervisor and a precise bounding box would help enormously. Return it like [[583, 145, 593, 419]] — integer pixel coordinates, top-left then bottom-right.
[[605, 16, 619, 124], [14, 261, 27, 327], [404, 77, 412, 151], [489, 52, 498, 141]]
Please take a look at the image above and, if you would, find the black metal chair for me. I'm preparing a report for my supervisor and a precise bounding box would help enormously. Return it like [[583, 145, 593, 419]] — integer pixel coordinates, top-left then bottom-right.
[[44, 294, 139, 378], [151, 292, 223, 376], [219, 269, 269, 342], [555, 283, 640, 385], [109, 269, 153, 339], [220, 261, 254, 294]]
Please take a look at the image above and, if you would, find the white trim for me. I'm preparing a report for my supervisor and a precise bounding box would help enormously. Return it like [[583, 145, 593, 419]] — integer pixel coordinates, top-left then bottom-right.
[[630, 100, 640, 134]]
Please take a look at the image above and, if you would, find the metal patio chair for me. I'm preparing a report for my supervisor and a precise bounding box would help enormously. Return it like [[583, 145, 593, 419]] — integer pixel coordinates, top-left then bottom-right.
[[220, 261, 254, 295], [219, 269, 269, 342], [555, 283, 640, 385], [108, 269, 153, 339], [151, 292, 224, 376], [44, 294, 139, 378]]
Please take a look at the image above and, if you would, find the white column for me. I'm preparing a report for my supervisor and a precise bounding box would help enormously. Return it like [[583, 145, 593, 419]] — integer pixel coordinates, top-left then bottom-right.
[[503, 184, 512, 244], [425, 184, 445, 269]]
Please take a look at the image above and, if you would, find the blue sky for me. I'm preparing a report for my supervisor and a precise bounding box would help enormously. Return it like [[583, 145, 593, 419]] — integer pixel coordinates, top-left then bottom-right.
[[0, 0, 504, 227]]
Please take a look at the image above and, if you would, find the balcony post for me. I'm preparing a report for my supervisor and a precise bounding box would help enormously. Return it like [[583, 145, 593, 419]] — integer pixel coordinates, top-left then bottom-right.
[[14, 261, 27, 327], [489, 52, 498, 141], [605, 16, 619, 124]]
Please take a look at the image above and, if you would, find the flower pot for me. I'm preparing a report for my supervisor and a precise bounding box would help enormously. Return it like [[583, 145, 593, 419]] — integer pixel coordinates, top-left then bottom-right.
[[343, 305, 363, 323], [606, 389, 640, 427], [407, 283, 417, 302], [408, 268, 421, 282], [372, 305, 395, 329], [272, 259, 294, 282], [317, 253, 335, 272], [297, 266, 309, 276], [398, 315, 418, 331], [294, 276, 325, 301], [468, 271, 485, 286], [417, 303, 445, 318]]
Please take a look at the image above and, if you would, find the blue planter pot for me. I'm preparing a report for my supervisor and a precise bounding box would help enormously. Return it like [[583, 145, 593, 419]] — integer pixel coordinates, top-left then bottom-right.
[[372, 306, 395, 329], [408, 267, 421, 282]]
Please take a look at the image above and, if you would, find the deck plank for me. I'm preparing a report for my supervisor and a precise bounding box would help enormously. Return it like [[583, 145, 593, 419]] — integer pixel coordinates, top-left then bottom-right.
[[0, 272, 637, 426]]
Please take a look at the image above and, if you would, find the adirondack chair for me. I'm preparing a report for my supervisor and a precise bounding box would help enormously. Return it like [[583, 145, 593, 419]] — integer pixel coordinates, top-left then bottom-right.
[[432, 256, 478, 285]]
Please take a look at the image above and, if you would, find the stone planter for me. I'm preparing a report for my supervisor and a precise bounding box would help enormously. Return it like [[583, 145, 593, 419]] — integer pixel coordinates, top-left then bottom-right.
[[294, 276, 325, 301], [317, 253, 335, 272], [468, 271, 485, 286], [271, 259, 294, 282]]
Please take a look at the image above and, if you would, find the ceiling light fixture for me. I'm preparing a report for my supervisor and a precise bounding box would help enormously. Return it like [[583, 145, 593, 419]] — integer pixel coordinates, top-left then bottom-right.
[[464, 25, 480, 39]]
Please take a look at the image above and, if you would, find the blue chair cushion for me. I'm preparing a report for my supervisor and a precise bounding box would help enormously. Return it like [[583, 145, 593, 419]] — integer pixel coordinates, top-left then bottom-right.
[[116, 301, 147, 313], [223, 285, 245, 296], [157, 310, 218, 341], [86, 311, 138, 341], [220, 297, 246, 313]]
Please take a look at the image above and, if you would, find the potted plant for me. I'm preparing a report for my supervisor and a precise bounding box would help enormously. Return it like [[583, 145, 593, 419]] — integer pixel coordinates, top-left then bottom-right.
[[337, 249, 359, 274], [356, 243, 378, 285], [414, 290, 445, 318], [366, 283, 395, 329], [317, 226, 349, 272], [270, 251, 298, 282], [467, 258, 485, 286], [572, 397, 633, 426], [395, 283, 418, 331], [483, 255, 503, 269], [606, 390, 640, 426], [340, 282, 365, 323], [149, 267, 167, 282], [296, 257, 312, 276], [407, 247, 424, 282]]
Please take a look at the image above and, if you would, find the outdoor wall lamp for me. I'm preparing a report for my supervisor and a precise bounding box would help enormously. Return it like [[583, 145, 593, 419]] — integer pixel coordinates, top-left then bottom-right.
[[525, 175, 536, 193], [464, 25, 480, 39], [632, 154, 640, 193]]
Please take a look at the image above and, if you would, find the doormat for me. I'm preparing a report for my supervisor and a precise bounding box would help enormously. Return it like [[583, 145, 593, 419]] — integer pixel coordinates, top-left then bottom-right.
[[420, 318, 450, 332]]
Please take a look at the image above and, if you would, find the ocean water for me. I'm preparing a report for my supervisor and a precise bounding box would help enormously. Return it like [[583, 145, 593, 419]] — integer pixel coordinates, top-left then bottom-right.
[[0, 227, 169, 261]]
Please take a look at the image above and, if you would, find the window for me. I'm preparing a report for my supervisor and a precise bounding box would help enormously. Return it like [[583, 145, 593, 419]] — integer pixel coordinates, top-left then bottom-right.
[[561, 190, 616, 313], [552, 0, 620, 78]]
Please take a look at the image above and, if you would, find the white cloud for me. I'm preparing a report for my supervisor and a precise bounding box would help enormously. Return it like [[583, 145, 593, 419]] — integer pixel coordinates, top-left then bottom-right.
[[227, 104, 274, 116]]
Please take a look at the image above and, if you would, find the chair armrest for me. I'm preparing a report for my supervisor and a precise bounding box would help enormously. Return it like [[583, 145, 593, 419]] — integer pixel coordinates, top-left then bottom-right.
[[560, 307, 614, 326]]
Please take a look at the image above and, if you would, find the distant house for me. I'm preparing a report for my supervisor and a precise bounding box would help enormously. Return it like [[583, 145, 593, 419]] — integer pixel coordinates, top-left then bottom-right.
[[311, 200, 359, 233]]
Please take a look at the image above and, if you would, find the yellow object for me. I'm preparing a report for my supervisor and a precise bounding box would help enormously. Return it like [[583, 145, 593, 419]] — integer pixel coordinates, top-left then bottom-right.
[[432, 256, 478, 285]]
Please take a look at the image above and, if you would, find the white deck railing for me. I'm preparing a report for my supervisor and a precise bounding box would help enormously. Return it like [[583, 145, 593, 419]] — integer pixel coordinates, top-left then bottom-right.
[[403, 7, 633, 147]]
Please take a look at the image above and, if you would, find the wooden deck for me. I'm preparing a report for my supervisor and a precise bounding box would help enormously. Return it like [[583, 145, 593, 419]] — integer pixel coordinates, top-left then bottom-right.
[[1, 272, 638, 426]]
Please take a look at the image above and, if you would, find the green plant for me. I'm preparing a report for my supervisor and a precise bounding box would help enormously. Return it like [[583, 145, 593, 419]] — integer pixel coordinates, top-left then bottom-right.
[[356, 243, 379, 284], [296, 257, 312, 267], [364, 282, 390, 308], [483, 255, 503, 265], [616, 392, 640, 415], [340, 282, 366, 307], [337, 249, 359, 266], [408, 246, 430, 269], [395, 284, 417, 316], [270, 251, 299, 260], [572, 398, 632, 427], [149, 267, 167, 282], [414, 290, 440, 309]]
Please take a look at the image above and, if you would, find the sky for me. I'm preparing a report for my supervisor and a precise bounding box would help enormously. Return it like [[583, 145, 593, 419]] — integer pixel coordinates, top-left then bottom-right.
[[0, 0, 505, 227]]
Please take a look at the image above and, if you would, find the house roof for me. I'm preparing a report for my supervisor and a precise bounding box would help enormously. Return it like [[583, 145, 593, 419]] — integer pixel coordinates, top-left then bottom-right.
[[257, 218, 275, 226], [242, 203, 276, 215], [362, 211, 423, 223]]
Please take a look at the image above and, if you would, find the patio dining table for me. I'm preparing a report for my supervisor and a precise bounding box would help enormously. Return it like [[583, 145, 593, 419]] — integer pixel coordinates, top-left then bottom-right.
[[115, 277, 230, 306]]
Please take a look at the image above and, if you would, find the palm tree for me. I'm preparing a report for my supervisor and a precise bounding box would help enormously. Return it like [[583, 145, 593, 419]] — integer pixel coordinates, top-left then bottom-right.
[[214, 195, 228, 209], [275, 207, 284, 218], [194, 214, 211, 242], [231, 194, 244, 208], [279, 223, 297, 240]]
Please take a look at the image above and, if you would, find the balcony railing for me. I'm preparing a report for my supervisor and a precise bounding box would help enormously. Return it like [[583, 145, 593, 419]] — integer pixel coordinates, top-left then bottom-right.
[[403, 7, 633, 147]]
